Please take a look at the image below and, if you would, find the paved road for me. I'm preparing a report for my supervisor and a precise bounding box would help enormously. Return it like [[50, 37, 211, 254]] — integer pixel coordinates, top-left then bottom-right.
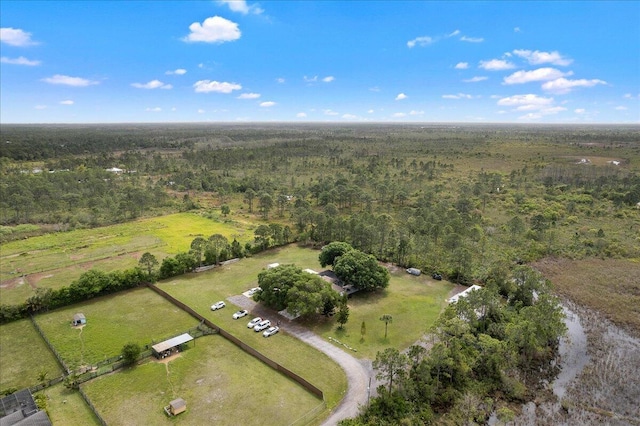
[[229, 295, 371, 425]]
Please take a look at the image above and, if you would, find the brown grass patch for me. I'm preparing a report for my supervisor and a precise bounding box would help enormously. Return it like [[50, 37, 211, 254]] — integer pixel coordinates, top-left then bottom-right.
[[533, 257, 640, 337]]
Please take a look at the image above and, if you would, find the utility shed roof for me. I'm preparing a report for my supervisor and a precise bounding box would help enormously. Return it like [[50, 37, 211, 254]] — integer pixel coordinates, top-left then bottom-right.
[[152, 333, 193, 353], [170, 399, 186, 410]]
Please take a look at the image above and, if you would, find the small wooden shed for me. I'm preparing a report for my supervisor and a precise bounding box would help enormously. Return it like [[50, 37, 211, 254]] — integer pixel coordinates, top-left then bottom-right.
[[72, 313, 86, 326], [165, 398, 186, 416]]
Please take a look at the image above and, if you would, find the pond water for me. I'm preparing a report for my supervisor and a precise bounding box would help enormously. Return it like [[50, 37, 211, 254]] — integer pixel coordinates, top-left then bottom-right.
[[552, 304, 589, 400]]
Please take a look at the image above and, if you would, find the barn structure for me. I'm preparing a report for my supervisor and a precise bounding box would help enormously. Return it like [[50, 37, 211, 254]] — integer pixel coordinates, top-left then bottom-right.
[[72, 313, 86, 326], [152, 333, 193, 359], [164, 398, 186, 416]]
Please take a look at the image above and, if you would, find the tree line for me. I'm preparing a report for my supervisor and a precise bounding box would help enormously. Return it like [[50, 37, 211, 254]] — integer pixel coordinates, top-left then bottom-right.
[[341, 266, 567, 425]]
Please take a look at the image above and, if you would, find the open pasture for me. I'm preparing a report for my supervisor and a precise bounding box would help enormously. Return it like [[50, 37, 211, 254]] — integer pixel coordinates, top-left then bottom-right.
[[157, 245, 348, 408], [0, 212, 253, 304], [82, 334, 324, 426], [304, 267, 454, 359], [34, 287, 198, 370], [38, 383, 101, 426], [0, 319, 63, 391]]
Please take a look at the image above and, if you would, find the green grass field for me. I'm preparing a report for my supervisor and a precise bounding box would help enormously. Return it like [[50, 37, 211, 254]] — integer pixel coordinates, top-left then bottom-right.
[[0, 319, 64, 391], [38, 383, 101, 426], [34, 287, 199, 370], [0, 212, 254, 305], [83, 335, 324, 426], [157, 245, 349, 409], [303, 268, 455, 359]]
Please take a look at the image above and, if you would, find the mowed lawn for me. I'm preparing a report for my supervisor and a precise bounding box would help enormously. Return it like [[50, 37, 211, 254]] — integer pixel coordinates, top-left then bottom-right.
[[304, 268, 455, 360], [38, 383, 101, 426], [0, 319, 64, 391], [157, 245, 348, 409], [0, 212, 253, 305], [34, 287, 199, 370], [83, 335, 323, 426]]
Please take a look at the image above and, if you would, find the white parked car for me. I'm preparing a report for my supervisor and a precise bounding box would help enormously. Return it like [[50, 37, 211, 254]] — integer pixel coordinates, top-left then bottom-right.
[[232, 310, 248, 319], [263, 326, 279, 337], [253, 319, 271, 332], [247, 317, 262, 328], [247, 287, 261, 296], [211, 301, 226, 311]]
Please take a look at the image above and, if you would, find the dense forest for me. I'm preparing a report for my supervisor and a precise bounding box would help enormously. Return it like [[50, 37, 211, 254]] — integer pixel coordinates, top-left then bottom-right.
[[2, 124, 639, 283]]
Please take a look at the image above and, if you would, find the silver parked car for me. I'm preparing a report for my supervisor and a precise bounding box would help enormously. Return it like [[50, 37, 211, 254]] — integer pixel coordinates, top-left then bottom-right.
[[263, 326, 279, 337], [253, 319, 271, 332], [247, 317, 262, 328]]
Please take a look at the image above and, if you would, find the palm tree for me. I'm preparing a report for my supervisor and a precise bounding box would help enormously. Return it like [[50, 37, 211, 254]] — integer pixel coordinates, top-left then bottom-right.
[[380, 314, 393, 339]]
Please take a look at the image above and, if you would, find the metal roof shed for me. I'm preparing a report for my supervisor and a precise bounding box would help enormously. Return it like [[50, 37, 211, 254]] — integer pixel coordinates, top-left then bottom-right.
[[151, 333, 194, 358]]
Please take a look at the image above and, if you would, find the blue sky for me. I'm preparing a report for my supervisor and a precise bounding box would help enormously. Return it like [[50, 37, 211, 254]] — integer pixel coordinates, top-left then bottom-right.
[[1, 1, 639, 123]]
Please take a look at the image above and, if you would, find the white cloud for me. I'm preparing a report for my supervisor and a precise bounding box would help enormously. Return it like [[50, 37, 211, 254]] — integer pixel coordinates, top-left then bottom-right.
[[455, 62, 469, 69], [193, 80, 242, 93], [479, 59, 516, 71], [615, 106, 628, 111], [623, 93, 639, 99], [304, 75, 318, 83], [464, 76, 488, 83], [260, 101, 276, 107], [574, 108, 586, 114], [342, 114, 357, 119], [34, 105, 47, 110], [59, 100, 74, 105], [197, 109, 205, 114], [183, 16, 241, 43], [1, 56, 40, 66], [322, 76, 335, 83], [512, 49, 572, 66], [497, 94, 565, 118], [0, 27, 37, 46], [395, 93, 407, 101], [460, 36, 484, 43], [218, 0, 263, 15], [367, 109, 375, 114], [409, 110, 424, 115], [145, 107, 162, 112], [503, 68, 572, 85], [42, 74, 98, 87], [369, 86, 380, 92], [541, 78, 607, 94], [443, 93, 473, 99], [323, 109, 339, 116], [407, 36, 433, 48], [276, 77, 285, 83], [392, 112, 407, 118], [514, 27, 521, 33], [237, 92, 260, 99], [296, 112, 307, 118], [497, 94, 554, 108], [448, 30, 461, 37], [165, 68, 187, 75], [131, 80, 172, 89]]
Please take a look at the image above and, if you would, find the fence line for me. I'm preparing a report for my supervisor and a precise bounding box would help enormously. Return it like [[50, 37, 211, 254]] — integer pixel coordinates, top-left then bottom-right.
[[29, 316, 70, 374], [77, 387, 107, 426], [145, 284, 324, 400], [289, 400, 327, 426]]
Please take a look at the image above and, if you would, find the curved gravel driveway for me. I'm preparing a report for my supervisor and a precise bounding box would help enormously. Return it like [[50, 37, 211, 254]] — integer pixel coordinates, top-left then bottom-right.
[[229, 295, 371, 425]]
